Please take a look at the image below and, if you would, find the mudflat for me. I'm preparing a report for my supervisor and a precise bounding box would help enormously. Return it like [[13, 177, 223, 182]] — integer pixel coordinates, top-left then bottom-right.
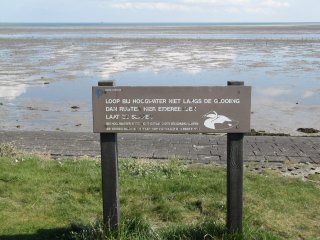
[[0, 24, 319, 134]]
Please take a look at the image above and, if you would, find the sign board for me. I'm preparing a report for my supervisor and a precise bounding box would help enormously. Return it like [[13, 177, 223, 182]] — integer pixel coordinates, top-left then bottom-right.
[[92, 86, 251, 133]]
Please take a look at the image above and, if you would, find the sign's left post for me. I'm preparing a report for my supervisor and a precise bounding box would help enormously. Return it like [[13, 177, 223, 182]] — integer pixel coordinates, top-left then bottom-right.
[[98, 81, 120, 230]]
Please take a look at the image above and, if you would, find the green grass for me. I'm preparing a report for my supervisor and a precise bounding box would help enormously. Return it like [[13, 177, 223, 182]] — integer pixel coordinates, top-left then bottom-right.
[[308, 173, 320, 182], [0, 146, 319, 239]]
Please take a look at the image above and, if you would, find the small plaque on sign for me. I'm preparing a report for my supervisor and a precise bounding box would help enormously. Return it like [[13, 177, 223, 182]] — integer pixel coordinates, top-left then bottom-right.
[[92, 86, 251, 133]]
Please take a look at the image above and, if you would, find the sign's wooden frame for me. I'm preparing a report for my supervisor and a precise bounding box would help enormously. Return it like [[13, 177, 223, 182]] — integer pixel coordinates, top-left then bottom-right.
[[93, 81, 250, 233]]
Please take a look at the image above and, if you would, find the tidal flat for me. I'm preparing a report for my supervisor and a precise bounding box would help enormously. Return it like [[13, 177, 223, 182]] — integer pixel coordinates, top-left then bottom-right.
[[0, 23, 319, 134]]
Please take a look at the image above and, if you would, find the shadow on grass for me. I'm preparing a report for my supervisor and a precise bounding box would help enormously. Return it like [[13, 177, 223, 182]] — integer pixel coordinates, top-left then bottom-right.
[[0, 227, 72, 240], [0, 224, 224, 240], [0, 223, 101, 240], [0, 219, 280, 240], [0, 221, 225, 240], [0, 219, 152, 240]]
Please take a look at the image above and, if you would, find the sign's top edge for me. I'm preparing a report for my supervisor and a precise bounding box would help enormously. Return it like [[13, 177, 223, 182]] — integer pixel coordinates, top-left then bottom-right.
[[93, 85, 252, 88]]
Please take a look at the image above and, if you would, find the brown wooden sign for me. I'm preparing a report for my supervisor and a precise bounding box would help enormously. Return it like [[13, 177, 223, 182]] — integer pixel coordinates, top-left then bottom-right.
[[92, 86, 251, 133]]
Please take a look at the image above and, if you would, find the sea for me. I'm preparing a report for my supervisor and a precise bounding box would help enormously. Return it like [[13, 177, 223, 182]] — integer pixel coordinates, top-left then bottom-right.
[[0, 22, 319, 134]]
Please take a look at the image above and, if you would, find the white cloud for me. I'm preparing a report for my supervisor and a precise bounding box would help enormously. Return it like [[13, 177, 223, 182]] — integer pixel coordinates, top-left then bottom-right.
[[244, 7, 270, 14], [111, 0, 290, 13], [181, 0, 250, 5], [111, 2, 194, 12], [261, 0, 290, 8]]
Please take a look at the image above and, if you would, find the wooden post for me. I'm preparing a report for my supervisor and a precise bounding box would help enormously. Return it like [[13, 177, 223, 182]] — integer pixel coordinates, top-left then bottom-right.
[[227, 81, 244, 233], [99, 81, 120, 229]]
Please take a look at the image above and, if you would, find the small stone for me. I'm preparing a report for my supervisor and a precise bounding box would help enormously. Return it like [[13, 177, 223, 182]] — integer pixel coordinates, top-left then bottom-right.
[[288, 167, 294, 172], [0, 102, 3, 106], [16, 125, 21, 128]]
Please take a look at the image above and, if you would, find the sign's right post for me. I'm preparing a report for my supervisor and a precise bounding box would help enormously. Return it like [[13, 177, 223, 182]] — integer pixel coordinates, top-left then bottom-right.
[[227, 81, 244, 233]]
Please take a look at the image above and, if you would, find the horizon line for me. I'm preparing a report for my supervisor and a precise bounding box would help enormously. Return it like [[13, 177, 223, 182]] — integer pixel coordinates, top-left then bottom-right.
[[1, 21, 320, 24]]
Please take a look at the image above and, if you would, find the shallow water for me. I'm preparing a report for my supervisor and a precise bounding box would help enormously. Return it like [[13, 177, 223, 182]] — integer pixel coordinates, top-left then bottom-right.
[[0, 23, 319, 134]]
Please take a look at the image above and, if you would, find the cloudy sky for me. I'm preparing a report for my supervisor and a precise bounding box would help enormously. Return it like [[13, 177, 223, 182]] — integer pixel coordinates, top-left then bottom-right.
[[0, 0, 319, 23]]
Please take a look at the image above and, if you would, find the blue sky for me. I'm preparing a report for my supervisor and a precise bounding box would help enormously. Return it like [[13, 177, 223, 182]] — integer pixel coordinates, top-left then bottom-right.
[[0, 0, 319, 23]]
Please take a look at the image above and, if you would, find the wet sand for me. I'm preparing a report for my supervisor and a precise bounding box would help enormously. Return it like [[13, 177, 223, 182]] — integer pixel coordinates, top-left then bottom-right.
[[0, 24, 319, 135]]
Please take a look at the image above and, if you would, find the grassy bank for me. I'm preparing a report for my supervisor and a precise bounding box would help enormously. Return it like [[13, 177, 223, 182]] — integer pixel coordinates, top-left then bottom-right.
[[0, 146, 319, 239]]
